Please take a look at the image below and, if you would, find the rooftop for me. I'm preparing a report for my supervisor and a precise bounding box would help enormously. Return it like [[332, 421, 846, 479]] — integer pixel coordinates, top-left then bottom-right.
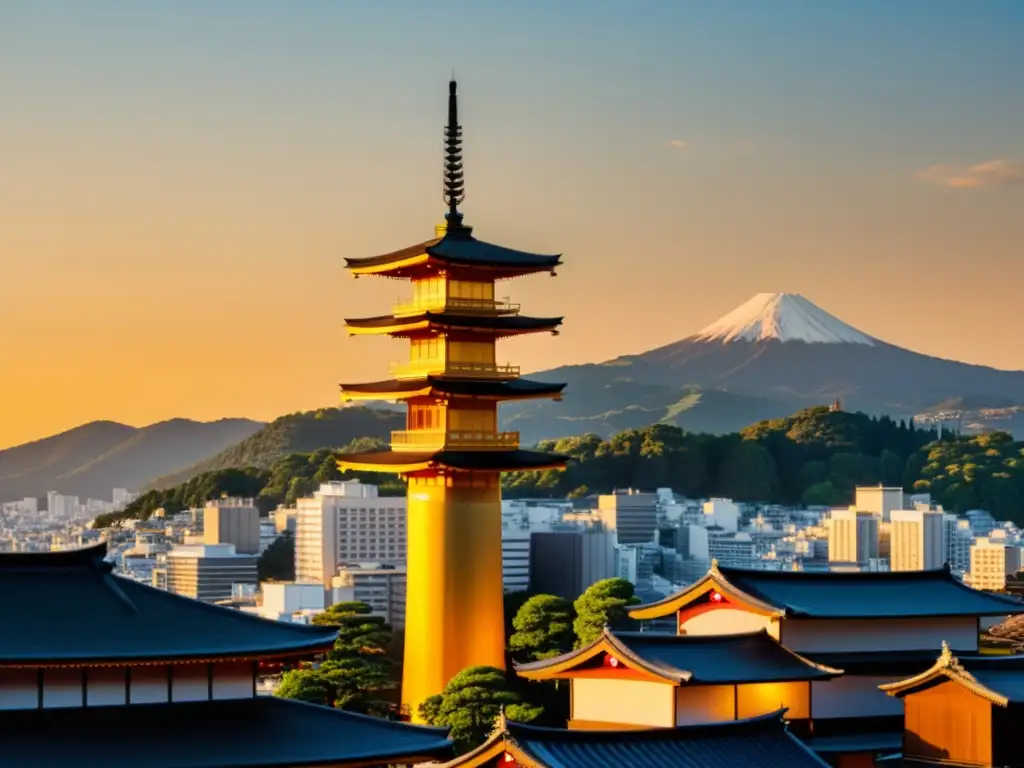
[[0, 696, 453, 768], [0, 543, 336, 664], [338, 376, 566, 401], [344, 228, 561, 279], [441, 711, 828, 768], [337, 448, 568, 475], [344, 311, 562, 338], [880, 642, 1024, 705], [516, 628, 840, 684], [631, 561, 1024, 621]]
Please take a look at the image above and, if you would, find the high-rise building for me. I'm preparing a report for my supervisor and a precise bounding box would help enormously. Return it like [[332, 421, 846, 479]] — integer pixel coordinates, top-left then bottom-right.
[[890, 509, 945, 571], [165, 543, 258, 602], [203, 498, 260, 555], [294, 481, 406, 587], [529, 530, 616, 602], [501, 530, 531, 593], [855, 486, 905, 523], [334, 80, 567, 718], [828, 508, 879, 565], [597, 490, 658, 545], [970, 536, 1022, 591], [331, 565, 407, 630]]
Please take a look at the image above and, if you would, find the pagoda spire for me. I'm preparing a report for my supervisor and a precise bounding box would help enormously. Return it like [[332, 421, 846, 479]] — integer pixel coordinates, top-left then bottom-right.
[[443, 79, 466, 228]]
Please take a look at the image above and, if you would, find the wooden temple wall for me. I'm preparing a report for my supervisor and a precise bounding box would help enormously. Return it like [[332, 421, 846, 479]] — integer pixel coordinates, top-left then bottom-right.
[[0, 662, 255, 710], [571, 678, 675, 727], [810, 675, 903, 719]]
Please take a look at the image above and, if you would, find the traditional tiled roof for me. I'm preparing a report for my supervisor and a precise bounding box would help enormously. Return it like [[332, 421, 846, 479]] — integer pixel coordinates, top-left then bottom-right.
[[801, 649, 954, 676], [631, 561, 1024, 621], [344, 229, 561, 278], [337, 448, 567, 475], [0, 697, 453, 768], [440, 711, 828, 768], [344, 311, 562, 337], [879, 641, 1024, 706], [516, 628, 840, 684], [0, 543, 337, 664], [338, 376, 566, 401]]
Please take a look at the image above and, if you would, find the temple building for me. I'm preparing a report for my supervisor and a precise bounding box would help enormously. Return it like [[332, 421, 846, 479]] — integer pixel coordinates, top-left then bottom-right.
[[626, 561, 1024, 766], [516, 628, 840, 730], [440, 711, 829, 767], [0, 544, 453, 767], [880, 643, 1024, 767], [338, 80, 566, 718]]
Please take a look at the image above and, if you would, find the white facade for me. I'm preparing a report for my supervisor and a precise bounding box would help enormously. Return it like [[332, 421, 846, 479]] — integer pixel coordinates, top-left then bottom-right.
[[330, 565, 406, 629], [828, 508, 879, 565], [855, 486, 905, 523], [294, 481, 406, 586], [970, 535, 1021, 591], [261, 581, 325, 618], [501, 530, 531, 592], [890, 509, 945, 571], [703, 499, 739, 533]]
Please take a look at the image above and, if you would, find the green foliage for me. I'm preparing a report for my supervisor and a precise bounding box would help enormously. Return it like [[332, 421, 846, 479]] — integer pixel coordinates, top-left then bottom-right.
[[277, 601, 396, 716], [509, 595, 576, 663], [257, 530, 294, 581], [910, 432, 1024, 520], [418, 666, 542, 754], [573, 578, 640, 647], [504, 407, 943, 513], [149, 406, 403, 488]]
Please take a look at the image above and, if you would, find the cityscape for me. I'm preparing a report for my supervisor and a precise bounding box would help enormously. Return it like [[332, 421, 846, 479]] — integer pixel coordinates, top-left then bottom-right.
[[3, 3, 1024, 768]]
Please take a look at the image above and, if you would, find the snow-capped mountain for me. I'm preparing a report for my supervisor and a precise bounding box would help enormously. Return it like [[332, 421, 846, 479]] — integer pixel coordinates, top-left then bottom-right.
[[693, 292, 875, 346], [501, 293, 1024, 442]]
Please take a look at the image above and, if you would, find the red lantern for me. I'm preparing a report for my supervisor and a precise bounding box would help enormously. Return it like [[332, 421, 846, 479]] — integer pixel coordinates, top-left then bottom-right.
[[710, 590, 724, 603], [602, 654, 621, 668]]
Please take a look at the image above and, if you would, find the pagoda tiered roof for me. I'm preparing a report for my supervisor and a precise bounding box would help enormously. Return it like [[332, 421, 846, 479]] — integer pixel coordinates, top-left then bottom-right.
[[337, 448, 567, 475], [345, 227, 562, 279], [516, 628, 840, 684], [440, 711, 829, 768], [0, 543, 337, 664], [339, 376, 566, 402], [0, 697, 453, 768], [344, 311, 562, 338], [880, 643, 1024, 705], [630, 561, 1024, 621]]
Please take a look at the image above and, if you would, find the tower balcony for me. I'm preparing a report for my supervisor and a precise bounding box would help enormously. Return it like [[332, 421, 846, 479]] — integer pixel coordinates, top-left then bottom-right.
[[390, 429, 521, 451], [392, 297, 521, 317], [389, 360, 520, 379]]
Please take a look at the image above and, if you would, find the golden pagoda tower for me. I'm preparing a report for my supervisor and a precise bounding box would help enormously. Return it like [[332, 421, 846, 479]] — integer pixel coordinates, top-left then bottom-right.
[[338, 80, 567, 719]]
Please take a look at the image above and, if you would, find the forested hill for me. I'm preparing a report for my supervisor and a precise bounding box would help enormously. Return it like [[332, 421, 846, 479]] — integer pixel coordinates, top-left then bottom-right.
[[146, 407, 402, 488], [94, 407, 1024, 528]]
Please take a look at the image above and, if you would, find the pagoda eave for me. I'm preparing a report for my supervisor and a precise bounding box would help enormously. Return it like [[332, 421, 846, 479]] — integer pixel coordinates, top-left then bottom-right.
[[337, 449, 568, 475], [344, 313, 563, 338], [339, 377, 566, 402]]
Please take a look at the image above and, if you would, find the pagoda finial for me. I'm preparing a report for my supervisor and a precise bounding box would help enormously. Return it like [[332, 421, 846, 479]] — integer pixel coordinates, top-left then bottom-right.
[[443, 78, 466, 229]]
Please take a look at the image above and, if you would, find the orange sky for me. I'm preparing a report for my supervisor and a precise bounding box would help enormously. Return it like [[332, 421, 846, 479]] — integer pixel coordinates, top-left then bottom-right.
[[2, 2, 1023, 449]]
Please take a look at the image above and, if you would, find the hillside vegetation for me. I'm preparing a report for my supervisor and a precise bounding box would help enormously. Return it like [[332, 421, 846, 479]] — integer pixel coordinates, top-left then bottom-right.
[[148, 407, 403, 488], [0, 418, 263, 500], [93, 406, 1024, 529]]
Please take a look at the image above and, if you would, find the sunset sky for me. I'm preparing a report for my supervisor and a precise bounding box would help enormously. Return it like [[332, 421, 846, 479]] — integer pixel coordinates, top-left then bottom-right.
[[2, 1, 1023, 449]]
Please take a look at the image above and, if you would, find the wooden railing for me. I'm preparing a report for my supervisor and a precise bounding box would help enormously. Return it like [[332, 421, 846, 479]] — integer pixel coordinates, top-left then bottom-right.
[[390, 429, 520, 451], [392, 297, 520, 316], [388, 361, 520, 379]]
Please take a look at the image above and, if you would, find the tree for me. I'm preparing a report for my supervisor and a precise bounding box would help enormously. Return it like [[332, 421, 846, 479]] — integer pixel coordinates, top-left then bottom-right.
[[277, 601, 396, 715], [419, 666, 542, 754], [275, 666, 332, 705], [257, 530, 295, 581], [573, 578, 640, 647], [509, 594, 576, 663], [716, 441, 779, 502]]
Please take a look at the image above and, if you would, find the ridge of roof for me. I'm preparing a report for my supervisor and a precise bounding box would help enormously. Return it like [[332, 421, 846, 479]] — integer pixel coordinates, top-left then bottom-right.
[[880, 642, 1024, 706], [0, 541, 109, 570]]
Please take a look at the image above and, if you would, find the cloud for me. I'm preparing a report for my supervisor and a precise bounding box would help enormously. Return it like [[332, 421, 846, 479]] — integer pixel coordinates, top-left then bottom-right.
[[666, 139, 688, 149], [916, 159, 1024, 189]]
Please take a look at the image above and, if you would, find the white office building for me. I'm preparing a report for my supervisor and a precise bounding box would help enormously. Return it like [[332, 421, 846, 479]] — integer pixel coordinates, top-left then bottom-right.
[[970, 534, 1022, 592], [294, 481, 406, 587], [828, 508, 879, 565], [890, 508, 945, 571]]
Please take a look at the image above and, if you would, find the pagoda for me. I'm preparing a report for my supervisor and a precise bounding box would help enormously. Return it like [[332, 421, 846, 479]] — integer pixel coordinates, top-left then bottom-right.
[[338, 80, 567, 718]]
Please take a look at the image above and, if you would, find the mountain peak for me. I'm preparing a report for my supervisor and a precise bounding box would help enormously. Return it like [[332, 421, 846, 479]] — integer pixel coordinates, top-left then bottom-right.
[[693, 292, 876, 346]]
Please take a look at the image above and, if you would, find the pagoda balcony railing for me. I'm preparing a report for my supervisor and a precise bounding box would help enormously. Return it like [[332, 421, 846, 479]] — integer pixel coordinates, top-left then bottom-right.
[[389, 360, 520, 379], [390, 429, 520, 451], [392, 297, 521, 317]]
